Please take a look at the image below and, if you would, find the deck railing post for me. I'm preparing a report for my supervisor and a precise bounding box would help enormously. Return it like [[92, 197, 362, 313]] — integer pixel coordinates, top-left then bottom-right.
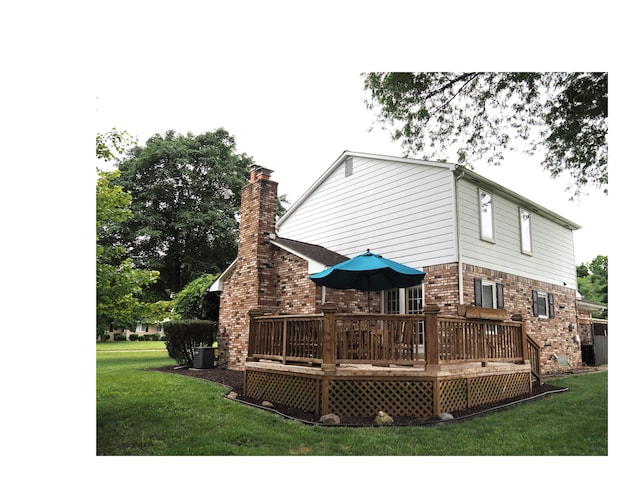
[[513, 313, 527, 364], [247, 308, 261, 362], [424, 304, 440, 370], [321, 302, 337, 373]]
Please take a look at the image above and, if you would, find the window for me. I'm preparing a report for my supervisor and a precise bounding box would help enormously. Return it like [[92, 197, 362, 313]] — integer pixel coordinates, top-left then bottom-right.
[[385, 286, 424, 345], [532, 290, 555, 318], [385, 289, 400, 314], [406, 285, 423, 314], [481, 282, 495, 308], [384, 285, 423, 314], [473, 278, 504, 309], [520, 208, 532, 254], [479, 190, 495, 242]]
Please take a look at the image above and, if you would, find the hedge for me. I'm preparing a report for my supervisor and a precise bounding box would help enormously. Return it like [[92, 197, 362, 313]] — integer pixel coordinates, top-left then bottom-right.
[[164, 320, 217, 367]]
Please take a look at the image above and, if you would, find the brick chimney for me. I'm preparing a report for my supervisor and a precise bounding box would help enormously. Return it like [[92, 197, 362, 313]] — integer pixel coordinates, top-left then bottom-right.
[[217, 165, 278, 369]]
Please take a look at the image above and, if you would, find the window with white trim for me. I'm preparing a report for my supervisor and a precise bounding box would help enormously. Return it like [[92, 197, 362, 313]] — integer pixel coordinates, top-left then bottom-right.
[[384, 286, 423, 315], [479, 189, 495, 242], [473, 278, 505, 309], [406, 285, 423, 314], [385, 286, 424, 345], [520, 208, 533, 254], [406, 286, 424, 344], [532, 290, 555, 318], [385, 289, 400, 314]]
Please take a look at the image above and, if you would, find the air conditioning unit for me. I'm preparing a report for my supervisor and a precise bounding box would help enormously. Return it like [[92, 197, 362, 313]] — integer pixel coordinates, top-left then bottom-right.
[[193, 346, 218, 369]]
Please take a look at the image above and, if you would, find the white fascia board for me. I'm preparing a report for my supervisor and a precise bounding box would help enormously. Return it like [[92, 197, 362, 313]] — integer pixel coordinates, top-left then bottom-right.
[[209, 258, 237, 292], [458, 166, 582, 230], [276, 150, 456, 229], [269, 238, 327, 274]]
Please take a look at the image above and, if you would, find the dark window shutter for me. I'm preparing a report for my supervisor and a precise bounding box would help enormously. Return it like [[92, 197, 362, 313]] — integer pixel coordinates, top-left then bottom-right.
[[548, 293, 555, 319], [532, 290, 539, 317], [496, 283, 504, 309], [474, 278, 482, 306]]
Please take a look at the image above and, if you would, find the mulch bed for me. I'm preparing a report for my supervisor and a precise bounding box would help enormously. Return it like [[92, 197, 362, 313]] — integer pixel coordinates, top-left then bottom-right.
[[150, 364, 589, 426]]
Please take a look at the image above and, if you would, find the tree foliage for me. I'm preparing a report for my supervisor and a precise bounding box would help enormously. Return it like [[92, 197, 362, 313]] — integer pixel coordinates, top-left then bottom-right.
[[96, 133, 169, 338], [362, 72, 607, 197], [576, 255, 608, 310], [109, 129, 253, 298], [173, 273, 219, 321], [96, 129, 136, 163]]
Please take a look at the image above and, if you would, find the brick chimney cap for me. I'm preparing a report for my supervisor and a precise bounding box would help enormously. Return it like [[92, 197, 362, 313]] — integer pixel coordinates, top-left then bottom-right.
[[250, 165, 274, 175]]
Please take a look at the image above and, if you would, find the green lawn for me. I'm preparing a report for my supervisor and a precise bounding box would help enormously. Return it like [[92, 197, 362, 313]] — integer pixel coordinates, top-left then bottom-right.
[[96, 340, 167, 351], [97, 343, 607, 456]]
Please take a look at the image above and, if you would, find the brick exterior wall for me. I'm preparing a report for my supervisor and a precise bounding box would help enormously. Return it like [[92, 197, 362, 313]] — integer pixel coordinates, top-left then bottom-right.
[[273, 249, 376, 314], [218, 167, 581, 374], [422, 262, 581, 374]]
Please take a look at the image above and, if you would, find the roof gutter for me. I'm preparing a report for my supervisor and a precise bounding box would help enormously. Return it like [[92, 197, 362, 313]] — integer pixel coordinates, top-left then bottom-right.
[[455, 166, 581, 230]]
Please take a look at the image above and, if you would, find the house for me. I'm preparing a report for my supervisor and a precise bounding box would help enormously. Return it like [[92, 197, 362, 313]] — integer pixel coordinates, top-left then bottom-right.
[[577, 297, 608, 366], [213, 152, 583, 376], [101, 321, 166, 341]]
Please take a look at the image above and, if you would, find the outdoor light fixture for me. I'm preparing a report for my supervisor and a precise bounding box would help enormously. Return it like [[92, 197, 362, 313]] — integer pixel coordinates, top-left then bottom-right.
[[568, 322, 575, 332]]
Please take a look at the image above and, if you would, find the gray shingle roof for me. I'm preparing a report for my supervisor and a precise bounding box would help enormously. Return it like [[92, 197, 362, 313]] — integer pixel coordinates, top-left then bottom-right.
[[271, 236, 348, 267]]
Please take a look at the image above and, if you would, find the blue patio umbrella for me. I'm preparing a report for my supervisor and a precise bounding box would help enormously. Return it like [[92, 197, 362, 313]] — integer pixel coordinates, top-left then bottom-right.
[[309, 249, 425, 311]]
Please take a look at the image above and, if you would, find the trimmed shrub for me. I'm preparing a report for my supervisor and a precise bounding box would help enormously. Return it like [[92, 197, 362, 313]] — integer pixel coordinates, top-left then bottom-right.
[[114, 333, 127, 341], [164, 320, 217, 367], [129, 333, 139, 341]]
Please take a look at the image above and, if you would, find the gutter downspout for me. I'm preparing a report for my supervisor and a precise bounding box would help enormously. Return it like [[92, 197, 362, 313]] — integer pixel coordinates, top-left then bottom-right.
[[454, 168, 465, 305]]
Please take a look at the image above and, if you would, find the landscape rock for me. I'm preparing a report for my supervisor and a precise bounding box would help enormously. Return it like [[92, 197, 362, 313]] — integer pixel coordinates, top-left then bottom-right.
[[374, 410, 394, 425], [437, 412, 454, 421], [227, 391, 238, 399], [261, 401, 274, 408], [319, 413, 341, 425]]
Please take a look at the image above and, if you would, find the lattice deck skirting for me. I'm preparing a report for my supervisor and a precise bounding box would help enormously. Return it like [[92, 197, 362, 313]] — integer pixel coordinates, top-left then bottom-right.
[[244, 363, 532, 419]]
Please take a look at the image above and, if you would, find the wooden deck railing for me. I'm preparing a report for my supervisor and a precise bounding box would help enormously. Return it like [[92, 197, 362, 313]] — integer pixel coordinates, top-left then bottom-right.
[[247, 303, 531, 371], [527, 334, 542, 383]]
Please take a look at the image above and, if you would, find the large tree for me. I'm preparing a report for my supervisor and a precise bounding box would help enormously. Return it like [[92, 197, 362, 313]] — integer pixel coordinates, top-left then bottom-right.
[[110, 129, 253, 298], [96, 133, 169, 337], [362, 72, 607, 197], [577, 255, 608, 309]]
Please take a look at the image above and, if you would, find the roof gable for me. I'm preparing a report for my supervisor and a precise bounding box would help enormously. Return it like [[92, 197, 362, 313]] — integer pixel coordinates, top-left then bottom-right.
[[277, 150, 455, 228]]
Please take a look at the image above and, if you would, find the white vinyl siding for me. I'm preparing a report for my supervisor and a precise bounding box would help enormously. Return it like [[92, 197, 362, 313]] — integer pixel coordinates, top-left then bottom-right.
[[277, 156, 457, 270], [458, 178, 577, 288]]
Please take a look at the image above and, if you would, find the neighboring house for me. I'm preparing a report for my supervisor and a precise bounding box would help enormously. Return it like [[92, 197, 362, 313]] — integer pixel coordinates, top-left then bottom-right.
[[102, 321, 166, 341], [577, 297, 608, 366], [214, 153, 584, 374]]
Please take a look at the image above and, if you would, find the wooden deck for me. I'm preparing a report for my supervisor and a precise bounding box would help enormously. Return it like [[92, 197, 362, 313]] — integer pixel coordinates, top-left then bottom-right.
[[245, 303, 540, 418]]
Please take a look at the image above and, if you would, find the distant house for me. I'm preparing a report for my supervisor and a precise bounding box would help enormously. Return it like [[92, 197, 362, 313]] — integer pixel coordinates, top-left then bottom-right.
[[101, 321, 166, 341], [577, 297, 608, 366], [213, 152, 584, 374]]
